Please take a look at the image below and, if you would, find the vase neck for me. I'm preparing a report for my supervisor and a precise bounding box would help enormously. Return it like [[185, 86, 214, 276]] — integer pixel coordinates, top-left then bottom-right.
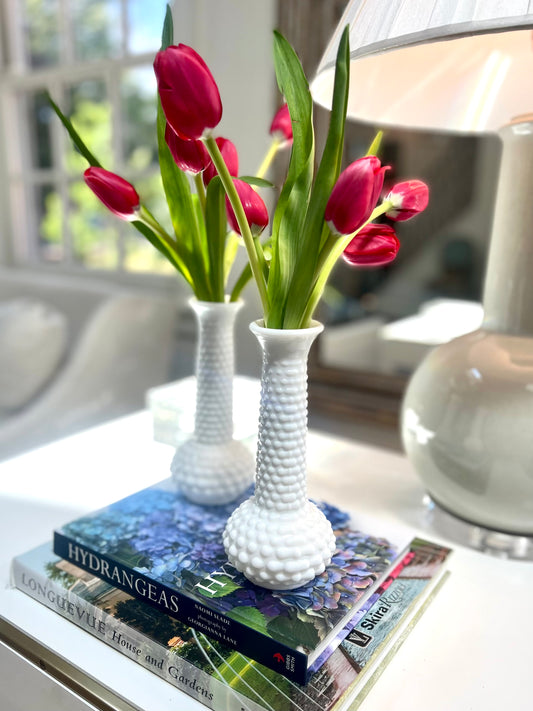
[[251, 321, 323, 512], [191, 299, 241, 444], [482, 118, 533, 336]]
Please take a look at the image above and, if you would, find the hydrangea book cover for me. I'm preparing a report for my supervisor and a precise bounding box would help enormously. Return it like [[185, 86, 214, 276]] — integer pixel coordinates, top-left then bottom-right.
[[12, 539, 451, 711], [52, 479, 413, 683]]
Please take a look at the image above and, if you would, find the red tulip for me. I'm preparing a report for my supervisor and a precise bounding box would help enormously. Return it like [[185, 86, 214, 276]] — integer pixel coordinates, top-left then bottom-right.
[[343, 223, 399, 266], [385, 180, 429, 221], [165, 124, 210, 174], [84, 167, 140, 221], [225, 179, 269, 237], [270, 103, 293, 146], [154, 44, 222, 140], [325, 156, 389, 236], [203, 137, 239, 186]]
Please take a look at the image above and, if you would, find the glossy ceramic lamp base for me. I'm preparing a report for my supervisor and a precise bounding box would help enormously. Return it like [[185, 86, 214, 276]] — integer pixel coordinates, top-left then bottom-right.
[[402, 329, 533, 538], [402, 118, 533, 547]]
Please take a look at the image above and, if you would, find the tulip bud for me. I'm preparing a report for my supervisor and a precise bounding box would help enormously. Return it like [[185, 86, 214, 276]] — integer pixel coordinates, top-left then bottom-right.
[[203, 137, 239, 187], [165, 124, 210, 174], [154, 44, 222, 141], [343, 223, 399, 266], [84, 166, 140, 221], [270, 103, 293, 146], [385, 180, 429, 221], [225, 179, 269, 237], [325, 156, 389, 236]]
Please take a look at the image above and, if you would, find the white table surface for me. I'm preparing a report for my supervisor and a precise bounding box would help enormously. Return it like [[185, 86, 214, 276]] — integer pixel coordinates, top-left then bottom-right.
[[1, 410, 531, 711]]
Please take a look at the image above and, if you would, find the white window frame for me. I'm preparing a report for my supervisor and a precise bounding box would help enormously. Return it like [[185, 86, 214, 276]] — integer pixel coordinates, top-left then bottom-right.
[[0, 0, 277, 287], [0, 0, 174, 283]]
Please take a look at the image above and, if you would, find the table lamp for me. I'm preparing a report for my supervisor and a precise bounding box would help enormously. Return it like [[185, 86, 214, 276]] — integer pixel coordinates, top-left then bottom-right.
[[312, 1, 533, 558]]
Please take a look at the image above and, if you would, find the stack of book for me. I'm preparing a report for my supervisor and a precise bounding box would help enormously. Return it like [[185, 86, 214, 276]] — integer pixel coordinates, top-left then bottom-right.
[[11, 478, 451, 711]]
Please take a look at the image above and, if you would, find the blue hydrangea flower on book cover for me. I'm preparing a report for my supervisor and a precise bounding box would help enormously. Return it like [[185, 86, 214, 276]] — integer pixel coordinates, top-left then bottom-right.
[[53, 479, 409, 683]]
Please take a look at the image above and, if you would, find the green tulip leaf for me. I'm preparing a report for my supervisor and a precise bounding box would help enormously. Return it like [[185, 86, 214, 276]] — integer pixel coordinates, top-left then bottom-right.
[[239, 176, 275, 189], [47, 93, 102, 168], [366, 130, 383, 157], [160, 4, 173, 51], [156, 101, 211, 299], [282, 25, 350, 328], [268, 30, 315, 328]]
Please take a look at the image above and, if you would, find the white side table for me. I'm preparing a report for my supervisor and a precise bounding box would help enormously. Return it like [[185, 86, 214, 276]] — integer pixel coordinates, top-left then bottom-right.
[[1, 411, 532, 711]]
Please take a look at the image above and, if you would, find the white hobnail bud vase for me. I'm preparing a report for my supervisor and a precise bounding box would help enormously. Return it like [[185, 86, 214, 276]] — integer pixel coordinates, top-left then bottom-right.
[[223, 320, 336, 590], [170, 298, 254, 505]]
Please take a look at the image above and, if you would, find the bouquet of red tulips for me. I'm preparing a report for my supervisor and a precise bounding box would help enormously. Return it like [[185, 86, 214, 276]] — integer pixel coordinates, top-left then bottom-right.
[[50, 7, 428, 328]]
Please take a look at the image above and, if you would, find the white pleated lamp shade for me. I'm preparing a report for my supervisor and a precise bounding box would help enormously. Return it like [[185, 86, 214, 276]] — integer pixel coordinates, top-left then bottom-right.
[[311, 0, 533, 133]]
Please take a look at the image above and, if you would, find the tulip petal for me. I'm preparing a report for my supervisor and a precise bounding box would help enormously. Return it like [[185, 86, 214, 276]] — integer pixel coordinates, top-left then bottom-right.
[[270, 103, 293, 145], [84, 166, 139, 221], [385, 179, 429, 222], [343, 223, 399, 266], [225, 179, 269, 237], [154, 44, 222, 140], [325, 156, 388, 236], [165, 124, 210, 174]]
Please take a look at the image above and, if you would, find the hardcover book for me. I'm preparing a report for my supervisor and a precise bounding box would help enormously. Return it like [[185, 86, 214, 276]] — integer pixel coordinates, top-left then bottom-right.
[[53, 479, 412, 683], [12, 538, 451, 711]]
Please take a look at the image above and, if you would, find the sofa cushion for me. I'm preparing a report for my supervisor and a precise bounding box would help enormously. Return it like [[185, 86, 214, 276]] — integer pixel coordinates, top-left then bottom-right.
[[0, 298, 68, 412]]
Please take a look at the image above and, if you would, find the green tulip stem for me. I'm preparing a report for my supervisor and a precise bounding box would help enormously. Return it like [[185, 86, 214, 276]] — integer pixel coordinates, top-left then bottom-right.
[[204, 134, 270, 317], [300, 200, 395, 327], [256, 137, 283, 179], [194, 173, 206, 213], [137, 204, 194, 286], [138, 205, 177, 247]]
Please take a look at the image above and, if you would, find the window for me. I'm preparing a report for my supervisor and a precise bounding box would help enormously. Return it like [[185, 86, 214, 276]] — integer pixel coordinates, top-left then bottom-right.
[[0, 0, 173, 274]]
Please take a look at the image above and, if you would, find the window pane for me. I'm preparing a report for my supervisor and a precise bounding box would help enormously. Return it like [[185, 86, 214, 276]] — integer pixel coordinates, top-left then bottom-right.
[[71, 0, 122, 62], [37, 184, 64, 262], [65, 80, 111, 175], [70, 181, 120, 269], [124, 172, 174, 274], [121, 67, 158, 170], [26, 91, 55, 170], [127, 0, 168, 54], [23, 0, 60, 68]]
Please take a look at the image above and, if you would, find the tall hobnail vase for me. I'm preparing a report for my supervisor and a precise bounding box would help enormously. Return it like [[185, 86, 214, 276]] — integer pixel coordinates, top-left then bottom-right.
[[171, 298, 254, 505], [401, 116, 533, 540], [223, 320, 336, 590]]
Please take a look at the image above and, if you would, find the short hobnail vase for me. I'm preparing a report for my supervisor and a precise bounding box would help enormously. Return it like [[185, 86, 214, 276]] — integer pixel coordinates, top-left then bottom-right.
[[170, 298, 254, 505], [222, 320, 336, 590]]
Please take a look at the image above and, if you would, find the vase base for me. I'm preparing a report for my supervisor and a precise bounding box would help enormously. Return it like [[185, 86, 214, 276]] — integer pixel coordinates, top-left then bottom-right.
[[223, 497, 336, 590], [171, 438, 255, 506], [423, 494, 533, 561]]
